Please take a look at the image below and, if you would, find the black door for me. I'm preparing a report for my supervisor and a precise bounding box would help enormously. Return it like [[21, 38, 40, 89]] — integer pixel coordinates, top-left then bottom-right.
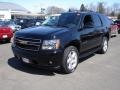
[[92, 14, 104, 47], [80, 14, 96, 52], [80, 28, 95, 52]]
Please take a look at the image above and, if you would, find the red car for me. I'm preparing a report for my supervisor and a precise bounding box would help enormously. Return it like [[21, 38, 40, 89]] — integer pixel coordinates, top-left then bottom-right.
[[109, 19, 118, 37], [114, 20, 120, 33], [0, 26, 13, 42]]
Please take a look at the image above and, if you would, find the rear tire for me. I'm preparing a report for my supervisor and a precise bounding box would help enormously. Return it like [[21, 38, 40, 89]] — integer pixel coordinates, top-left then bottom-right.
[[98, 37, 108, 54], [61, 46, 79, 74]]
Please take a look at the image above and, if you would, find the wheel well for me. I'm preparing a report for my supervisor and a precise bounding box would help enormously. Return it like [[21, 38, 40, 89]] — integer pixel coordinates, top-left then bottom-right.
[[65, 41, 80, 52], [105, 33, 110, 40]]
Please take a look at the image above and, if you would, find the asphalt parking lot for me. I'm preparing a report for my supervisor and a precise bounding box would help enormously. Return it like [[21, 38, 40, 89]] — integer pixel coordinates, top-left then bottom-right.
[[0, 35, 120, 90]]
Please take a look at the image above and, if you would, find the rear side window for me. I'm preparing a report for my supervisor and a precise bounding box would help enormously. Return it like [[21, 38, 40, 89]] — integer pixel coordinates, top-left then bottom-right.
[[109, 19, 114, 25], [92, 14, 102, 27], [99, 14, 110, 27]]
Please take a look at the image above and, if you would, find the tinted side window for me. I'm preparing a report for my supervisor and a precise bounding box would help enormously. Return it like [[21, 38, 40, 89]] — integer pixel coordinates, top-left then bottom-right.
[[99, 14, 110, 27], [109, 19, 114, 25], [83, 15, 94, 27], [93, 14, 102, 27]]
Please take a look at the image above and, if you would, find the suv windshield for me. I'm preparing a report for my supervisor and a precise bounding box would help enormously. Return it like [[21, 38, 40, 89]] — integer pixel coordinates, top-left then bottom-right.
[[42, 15, 59, 26], [42, 13, 81, 28]]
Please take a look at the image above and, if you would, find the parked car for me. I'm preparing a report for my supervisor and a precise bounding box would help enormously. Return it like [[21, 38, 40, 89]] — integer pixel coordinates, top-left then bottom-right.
[[114, 20, 120, 33], [12, 12, 111, 74], [109, 19, 118, 37], [16, 18, 45, 29], [0, 20, 21, 32], [26, 19, 44, 27], [0, 26, 13, 42], [15, 19, 29, 29]]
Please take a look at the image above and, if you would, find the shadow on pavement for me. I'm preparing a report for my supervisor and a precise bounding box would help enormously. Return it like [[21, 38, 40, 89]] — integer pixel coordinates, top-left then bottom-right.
[[8, 57, 56, 76], [79, 53, 95, 63], [0, 41, 11, 45], [8, 54, 95, 76]]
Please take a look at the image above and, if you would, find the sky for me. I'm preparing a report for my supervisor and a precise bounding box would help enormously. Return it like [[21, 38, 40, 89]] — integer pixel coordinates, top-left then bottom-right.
[[0, 0, 120, 12]]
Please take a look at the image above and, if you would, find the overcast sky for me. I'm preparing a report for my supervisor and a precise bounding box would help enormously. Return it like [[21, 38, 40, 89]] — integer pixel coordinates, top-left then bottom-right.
[[0, 0, 120, 12]]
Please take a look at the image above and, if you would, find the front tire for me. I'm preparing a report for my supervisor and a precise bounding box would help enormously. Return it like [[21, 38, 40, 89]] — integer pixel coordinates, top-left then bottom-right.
[[61, 46, 79, 74]]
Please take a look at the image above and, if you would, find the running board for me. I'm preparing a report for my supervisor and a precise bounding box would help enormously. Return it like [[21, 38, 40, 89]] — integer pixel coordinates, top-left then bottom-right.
[[79, 47, 101, 59]]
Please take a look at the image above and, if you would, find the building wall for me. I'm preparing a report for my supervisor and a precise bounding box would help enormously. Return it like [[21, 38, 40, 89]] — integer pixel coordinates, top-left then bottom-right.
[[0, 10, 11, 20]]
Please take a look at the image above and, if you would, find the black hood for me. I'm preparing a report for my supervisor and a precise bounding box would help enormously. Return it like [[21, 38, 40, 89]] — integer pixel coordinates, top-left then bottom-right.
[[15, 26, 68, 39]]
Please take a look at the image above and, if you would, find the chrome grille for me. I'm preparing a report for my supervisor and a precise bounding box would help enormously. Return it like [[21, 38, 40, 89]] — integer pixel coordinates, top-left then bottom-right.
[[15, 37, 41, 51]]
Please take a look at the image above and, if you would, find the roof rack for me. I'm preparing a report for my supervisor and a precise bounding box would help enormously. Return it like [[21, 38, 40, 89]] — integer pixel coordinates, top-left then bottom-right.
[[68, 10, 95, 13]]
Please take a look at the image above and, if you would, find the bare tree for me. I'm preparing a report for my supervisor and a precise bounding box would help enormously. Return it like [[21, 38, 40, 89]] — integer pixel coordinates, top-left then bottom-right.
[[38, 8, 45, 14], [97, 2, 105, 14], [46, 6, 65, 15], [80, 4, 87, 11], [110, 11, 115, 16], [105, 6, 112, 16], [88, 3, 96, 11], [118, 13, 120, 19], [68, 7, 78, 12], [113, 3, 120, 15]]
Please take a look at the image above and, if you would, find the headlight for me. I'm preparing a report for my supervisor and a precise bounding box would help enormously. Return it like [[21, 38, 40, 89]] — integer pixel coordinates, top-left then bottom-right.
[[42, 39, 60, 50], [11, 35, 15, 46]]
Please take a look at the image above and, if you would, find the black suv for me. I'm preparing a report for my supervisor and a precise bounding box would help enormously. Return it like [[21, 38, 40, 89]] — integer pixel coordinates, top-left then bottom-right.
[[12, 12, 111, 74]]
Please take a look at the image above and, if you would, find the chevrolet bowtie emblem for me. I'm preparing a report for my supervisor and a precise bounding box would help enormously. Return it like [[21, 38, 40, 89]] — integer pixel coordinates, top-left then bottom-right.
[[18, 40, 29, 45]]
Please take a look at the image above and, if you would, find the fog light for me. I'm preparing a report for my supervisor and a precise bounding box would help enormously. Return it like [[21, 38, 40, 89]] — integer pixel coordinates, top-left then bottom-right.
[[49, 61, 53, 64]]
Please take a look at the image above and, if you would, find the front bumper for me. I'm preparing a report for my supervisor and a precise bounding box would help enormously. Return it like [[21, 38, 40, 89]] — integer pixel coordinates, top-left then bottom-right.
[[12, 45, 64, 67]]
